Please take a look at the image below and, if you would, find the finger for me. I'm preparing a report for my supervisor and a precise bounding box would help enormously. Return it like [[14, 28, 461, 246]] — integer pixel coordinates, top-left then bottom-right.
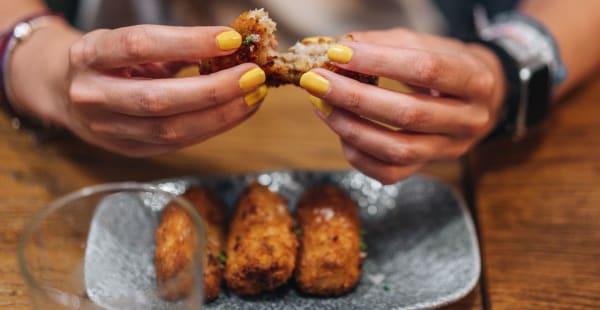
[[315, 108, 464, 165], [341, 142, 423, 185], [348, 29, 467, 51], [128, 62, 180, 79], [326, 41, 494, 99], [71, 63, 265, 117], [74, 128, 180, 158], [71, 25, 242, 69], [86, 87, 266, 145], [302, 70, 490, 136]]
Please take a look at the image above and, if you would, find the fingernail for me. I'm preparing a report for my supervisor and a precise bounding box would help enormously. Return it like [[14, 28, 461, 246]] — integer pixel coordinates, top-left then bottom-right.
[[327, 44, 353, 64], [216, 30, 242, 50], [239, 67, 266, 92], [244, 85, 268, 106], [300, 72, 330, 96], [309, 95, 333, 117], [301, 36, 334, 44]]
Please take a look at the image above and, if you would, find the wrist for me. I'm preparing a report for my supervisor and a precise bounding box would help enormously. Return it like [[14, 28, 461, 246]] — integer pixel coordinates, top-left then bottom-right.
[[9, 22, 81, 128]]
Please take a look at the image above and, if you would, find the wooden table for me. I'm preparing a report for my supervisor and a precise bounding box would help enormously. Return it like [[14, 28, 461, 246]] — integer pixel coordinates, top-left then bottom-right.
[[0, 76, 598, 309]]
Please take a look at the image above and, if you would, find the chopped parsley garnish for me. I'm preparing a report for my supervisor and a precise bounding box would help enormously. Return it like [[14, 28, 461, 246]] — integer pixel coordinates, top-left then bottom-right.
[[243, 35, 254, 45], [294, 228, 302, 236], [217, 251, 227, 264]]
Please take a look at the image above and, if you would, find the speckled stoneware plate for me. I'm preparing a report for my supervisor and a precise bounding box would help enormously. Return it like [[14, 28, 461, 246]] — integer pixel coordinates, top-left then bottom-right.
[[85, 171, 480, 310]]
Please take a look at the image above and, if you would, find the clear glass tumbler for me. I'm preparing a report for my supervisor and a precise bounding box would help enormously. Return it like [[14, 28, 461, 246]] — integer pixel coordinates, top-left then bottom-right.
[[18, 183, 205, 309]]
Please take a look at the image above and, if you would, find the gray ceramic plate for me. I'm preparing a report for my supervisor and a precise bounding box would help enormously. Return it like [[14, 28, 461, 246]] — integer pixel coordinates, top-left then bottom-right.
[[85, 171, 480, 310]]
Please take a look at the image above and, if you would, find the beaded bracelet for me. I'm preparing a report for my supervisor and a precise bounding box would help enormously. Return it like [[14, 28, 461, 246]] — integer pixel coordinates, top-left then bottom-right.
[[0, 12, 65, 131]]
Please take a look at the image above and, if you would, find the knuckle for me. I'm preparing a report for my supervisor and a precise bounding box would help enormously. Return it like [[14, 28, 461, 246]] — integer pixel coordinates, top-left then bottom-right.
[[68, 41, 86, 67], [368, 50, 388, 73], [205, 86, 219, 106], [377, 172, 401, 185], [70, 30, 107, 66], [478, 72, 496, 98], [67, 83, 82, 104], [464, 108, 491, 136], [387, 145, 418, 165], [343, 147, 361, 166], [469, 109, 491, 135], [88, 121, 109, 135], [154, 121, 181, 143], [135, 90, 169, 115], [414, 54, 442, 84], [68, 81, 89, 106], [396, 107, 426, 129], [122, 27, 151, 59], [344, 89, 364, 112], [214, 106, 234, 125], [447, 142, 472, 160], [339, 122, 361, 144], [456, 142, 472, 157]]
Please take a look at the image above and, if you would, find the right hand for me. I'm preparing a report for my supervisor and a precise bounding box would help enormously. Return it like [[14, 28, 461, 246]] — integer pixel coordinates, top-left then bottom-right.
[[10, 24, 267, 157]]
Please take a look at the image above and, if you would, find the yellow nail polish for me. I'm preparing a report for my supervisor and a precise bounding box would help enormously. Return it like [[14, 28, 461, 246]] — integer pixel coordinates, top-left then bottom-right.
[[309, 95, 333, 117], [327, 44, 353, 64], [216, 30, 242, 50], [244, 85, 268, 106], [239, 67, 266, 92], [300, 72, 330, 96], [301, 36, 334, 44]]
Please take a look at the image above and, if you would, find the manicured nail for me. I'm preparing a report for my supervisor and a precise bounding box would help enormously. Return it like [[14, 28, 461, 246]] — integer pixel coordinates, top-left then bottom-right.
[[244, 85, 268, 106], [239, 67, 266, 92], [216, 30, 242, 50], [327, 44, 353, 64], [309, 95, 333, 117], [301, 36, 334, 44], [300, 72, 330, 96]]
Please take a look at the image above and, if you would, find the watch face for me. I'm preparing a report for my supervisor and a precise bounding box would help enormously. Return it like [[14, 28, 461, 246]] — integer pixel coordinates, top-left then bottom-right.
[[527, 65, 551, 125]]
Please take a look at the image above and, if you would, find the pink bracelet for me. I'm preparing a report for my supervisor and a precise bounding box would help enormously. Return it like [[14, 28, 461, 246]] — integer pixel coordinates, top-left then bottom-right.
[[0, 12, 65, 130]]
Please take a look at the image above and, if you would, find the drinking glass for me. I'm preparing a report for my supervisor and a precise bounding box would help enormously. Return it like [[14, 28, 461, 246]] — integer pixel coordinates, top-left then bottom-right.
[[18, 183, 205, 309]]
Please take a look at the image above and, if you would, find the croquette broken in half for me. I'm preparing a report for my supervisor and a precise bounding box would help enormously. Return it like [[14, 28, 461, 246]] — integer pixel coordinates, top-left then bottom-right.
[[200, 9, 378, 87]]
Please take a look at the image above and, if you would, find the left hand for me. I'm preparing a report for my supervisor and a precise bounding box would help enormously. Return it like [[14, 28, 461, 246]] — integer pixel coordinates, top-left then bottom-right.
[[300, 29, 507, 184]]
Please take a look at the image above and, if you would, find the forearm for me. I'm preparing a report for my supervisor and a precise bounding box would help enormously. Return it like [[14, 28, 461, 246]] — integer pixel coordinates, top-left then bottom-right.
[[519, 0, 600, 98], [0, 0, 48, 29]]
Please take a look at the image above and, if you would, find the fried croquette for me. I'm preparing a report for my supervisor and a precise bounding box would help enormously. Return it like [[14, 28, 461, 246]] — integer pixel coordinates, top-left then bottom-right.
[[295, 185, 362, 296], [154, 187, 227, 302], [224, 183, 298, 296], [199, 9, 378, 87]]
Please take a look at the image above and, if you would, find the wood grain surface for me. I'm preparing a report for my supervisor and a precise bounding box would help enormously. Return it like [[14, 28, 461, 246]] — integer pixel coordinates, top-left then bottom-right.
[[0, 84, 475, 309], [472, 77, 600, 309]]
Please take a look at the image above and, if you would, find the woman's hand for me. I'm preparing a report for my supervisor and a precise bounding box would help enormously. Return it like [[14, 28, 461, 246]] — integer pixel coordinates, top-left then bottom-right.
[[301, 29, 507, 184], [10, 23, 267, 157]]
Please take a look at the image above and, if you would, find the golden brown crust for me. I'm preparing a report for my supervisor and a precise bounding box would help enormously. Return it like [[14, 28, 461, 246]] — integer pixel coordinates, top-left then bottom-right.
[[154, 187, 226, 302], [199, 10, 378, 87], [224, 183, 298, 295], [295, 185, 362, 296]]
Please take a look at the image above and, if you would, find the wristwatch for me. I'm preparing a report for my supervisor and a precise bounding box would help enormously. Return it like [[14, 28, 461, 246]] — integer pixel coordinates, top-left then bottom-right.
[[474, 9, 567, 140]]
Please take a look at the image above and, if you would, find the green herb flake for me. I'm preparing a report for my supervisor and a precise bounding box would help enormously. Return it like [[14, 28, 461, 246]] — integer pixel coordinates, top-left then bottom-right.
[[294, 228, 302, 236], [383, 285, 390, 292], [360, 240, 367, 251], [217, 251, 227, 264], [243, 35, 254, 45]]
